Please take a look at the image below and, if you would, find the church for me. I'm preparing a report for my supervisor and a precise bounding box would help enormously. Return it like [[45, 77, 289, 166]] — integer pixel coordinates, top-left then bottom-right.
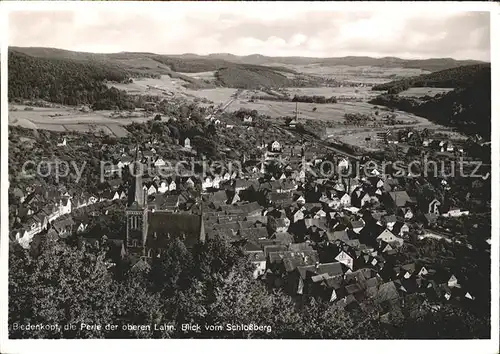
[[125, 162, 205, 260]]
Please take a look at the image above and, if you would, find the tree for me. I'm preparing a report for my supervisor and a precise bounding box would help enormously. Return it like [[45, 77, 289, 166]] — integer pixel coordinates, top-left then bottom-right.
[[9, 240, 118, 339], [149, 238, 193, 296]]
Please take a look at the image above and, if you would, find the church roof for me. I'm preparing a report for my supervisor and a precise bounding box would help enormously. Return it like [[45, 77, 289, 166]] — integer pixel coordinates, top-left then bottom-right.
[[145, 211, 204, 248]]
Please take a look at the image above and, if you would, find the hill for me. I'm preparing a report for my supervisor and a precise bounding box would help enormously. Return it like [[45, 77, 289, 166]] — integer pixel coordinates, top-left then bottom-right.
[[369, 65, 491, 138], [214, 65, 292, 89], [195, 53, 485, 72], [8, 50, 137, 109], [9, 47, 300, 90], [371, 64, 491, 93]]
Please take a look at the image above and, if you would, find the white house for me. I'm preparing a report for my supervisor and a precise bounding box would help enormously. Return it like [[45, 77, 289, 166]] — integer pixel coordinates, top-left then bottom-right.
[[271, 141, 281, 152], [335, 251, 353, 269], [169, 180, 177, 191], [340, 193, 351, 207], [314, 210, 327, 219], [57, 138, 67, 147], [338, 158, 349, 171], [418, 266, 429, 277], [376, 229, 404, 247], [210, 175, 220, 189], [158, 182, 169, 194], [442, 208, 469, 218], [17, 230, 33, 249], [184, 138, 191, 149], [249, 253, 266, 279], [202, 177, 213, 191], [154, 158, 166, 167], [448, 275, 459, 288], [147, 185, 157, 196], [58, 198, 72, 216], [293, 209, 305, 223]]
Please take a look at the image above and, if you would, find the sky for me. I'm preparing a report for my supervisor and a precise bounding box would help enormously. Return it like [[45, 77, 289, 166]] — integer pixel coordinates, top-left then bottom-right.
[[7, 4, 491, 61]]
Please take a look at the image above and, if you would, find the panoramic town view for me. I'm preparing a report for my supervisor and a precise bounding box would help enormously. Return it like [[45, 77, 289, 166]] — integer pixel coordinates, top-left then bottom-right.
[[5, 6, 493, 342]]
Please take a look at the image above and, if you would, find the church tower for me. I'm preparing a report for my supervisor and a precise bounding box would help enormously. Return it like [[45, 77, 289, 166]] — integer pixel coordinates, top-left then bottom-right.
[[126, 155, 147, 255]]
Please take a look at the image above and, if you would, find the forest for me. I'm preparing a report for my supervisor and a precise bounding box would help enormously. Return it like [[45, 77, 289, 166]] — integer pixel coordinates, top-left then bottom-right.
[[9, 229, 490, 339], [369, 68, 491, 138], [372, 64, 490, 93], [8, 51, 136, 109]]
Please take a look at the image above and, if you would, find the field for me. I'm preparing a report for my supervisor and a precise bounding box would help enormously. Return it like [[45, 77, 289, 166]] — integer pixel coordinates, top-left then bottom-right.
[[398, 87, 455, 98], [9, 63, 464, 148], [110, 75, 237, 103], [8, 105, 152, 137], [267, 64, 430, 85], [179, 71, 217, 82], [283, 86, 381, 100]]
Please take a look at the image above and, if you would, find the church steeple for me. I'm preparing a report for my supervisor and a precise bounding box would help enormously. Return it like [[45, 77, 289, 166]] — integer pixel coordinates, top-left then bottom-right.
[[128, 145, 145, 208]]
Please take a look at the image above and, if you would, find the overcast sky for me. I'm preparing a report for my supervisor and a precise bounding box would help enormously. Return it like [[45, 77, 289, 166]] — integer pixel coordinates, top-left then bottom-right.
[[8, 5, 491, 61]]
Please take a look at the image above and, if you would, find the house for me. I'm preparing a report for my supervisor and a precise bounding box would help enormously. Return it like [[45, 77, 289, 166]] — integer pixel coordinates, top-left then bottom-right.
[[270, 141, 281, 152], [339, 193, 351, 207], [392, 222, 410, 236], [147, 184, 158, 196], [154, 158, 166, 167], [212, 175, 222, 189], [350, 219, 365, 233], [244, 244, 266, 279], [335, 251, 354, 270], [202, 177, 214, 191], [239, 202, 263, 217], [327, 230, 349, 243], [401, 263, 415, 279], [417, 266, 429, 277], [57, 137, 67, 147], [15, 229, 32, 249], [243, 116, 253, 124], [338, 158, 349, 171], [403, 208, 414, 220], [448, 275, 459, 288], [387, 191, 411, 209], [52, 217, 75, 238], [269, 216, 290, 233], [422, 213, 438, 227], [442, 208, 469, 218], [292, 208, 305, 223], [158, 181, 169, 194], [184, 138, 191, 149], [233, 179, 256, 193], [76, 221, 89, 234], [376, 229, 404, 248], [382, 215, 397, 230], [58, 198, 72, 215]]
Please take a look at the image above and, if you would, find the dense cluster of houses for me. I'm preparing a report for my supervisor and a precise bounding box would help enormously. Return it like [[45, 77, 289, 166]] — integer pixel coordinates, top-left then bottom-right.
[[196, 166, 476, 315], [9, 185, 97, 248], [9, 133, 478, 317]]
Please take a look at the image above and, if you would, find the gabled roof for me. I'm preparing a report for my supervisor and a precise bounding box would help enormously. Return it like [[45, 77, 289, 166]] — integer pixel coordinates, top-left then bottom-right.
[[388, 191, 411, 207], [350, 219, 365, 229], [273, 232, 294, 245], [376, 281, 399, 303], [401, 263, 416, 273], [327, 230, 349, 242]]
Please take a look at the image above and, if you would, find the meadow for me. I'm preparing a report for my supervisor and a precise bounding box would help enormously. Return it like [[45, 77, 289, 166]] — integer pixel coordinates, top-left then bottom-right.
[[8, 105, 151, 138]]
